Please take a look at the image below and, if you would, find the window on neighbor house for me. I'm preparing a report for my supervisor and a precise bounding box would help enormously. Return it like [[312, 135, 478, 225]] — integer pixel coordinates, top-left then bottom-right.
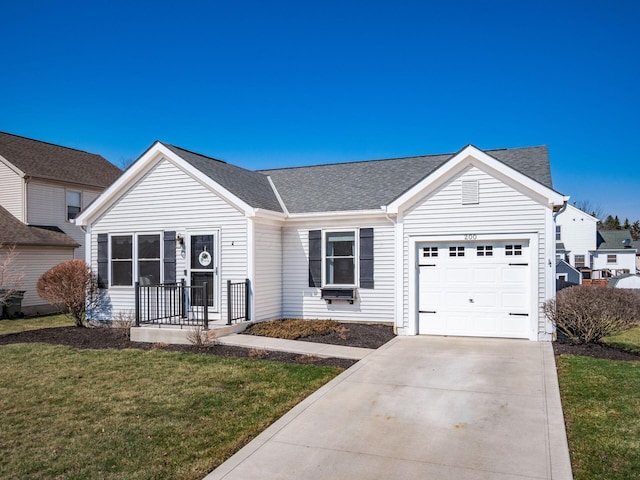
[[607, 254, 617, 264], [67, 191, 82, 221], [555, 225, 561, 241], [138, 234, 161, 285], [574, 255, 585, 269], [111, 235, 133, 286], [325, 231, 356, 285]]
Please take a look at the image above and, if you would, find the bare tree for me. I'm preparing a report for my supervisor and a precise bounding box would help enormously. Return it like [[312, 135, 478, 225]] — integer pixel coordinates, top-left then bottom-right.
[[0, 243, 25, 307], [572, 200, 604, 220]]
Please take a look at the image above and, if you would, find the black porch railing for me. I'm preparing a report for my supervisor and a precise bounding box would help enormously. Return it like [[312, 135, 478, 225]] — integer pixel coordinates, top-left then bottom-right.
[[227, 279, 250, 325], [135, 279, 209, 329]]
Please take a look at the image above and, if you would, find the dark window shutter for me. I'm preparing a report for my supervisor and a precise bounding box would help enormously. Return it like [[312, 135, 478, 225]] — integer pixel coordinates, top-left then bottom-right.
[[308, 230, 322, 287], [164, 231, 176, 284], [97, 234, 108, 288], [359, 228, 374, 288]]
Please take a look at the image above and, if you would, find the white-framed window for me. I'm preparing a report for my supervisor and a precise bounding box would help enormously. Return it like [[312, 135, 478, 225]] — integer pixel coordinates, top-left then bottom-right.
[[111, 235, 133, 286], [138, 234, 161, 285], [66, 190, 82, 221], [449, 246, 465, 257], [110, 233, 162, 286], [477, 245, 493, 257], [324, 230, 356, 286], [575, 255, 585, 269], [607, 254, 617, 264], [555, 225, 561, 241], [423, 247, 438, 257]]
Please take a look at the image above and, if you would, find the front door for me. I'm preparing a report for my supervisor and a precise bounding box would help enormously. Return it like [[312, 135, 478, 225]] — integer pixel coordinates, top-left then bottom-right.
[[189, 233, 218, 311]]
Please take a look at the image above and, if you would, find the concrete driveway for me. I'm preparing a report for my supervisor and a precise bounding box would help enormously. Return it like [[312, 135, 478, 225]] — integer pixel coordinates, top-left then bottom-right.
[[205, 336, 573, 480]]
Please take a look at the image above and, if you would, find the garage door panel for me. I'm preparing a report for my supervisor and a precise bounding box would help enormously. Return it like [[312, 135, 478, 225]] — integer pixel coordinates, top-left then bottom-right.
[[418, 240, 531, 339]]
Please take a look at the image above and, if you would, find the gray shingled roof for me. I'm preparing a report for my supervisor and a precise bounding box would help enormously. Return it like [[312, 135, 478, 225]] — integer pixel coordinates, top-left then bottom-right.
[[260, 145, 553, 214], [0, 132, 122, 188], [165, 144, 283, 212], [0, 205, 79, 247], [596, 230, 635, 250]]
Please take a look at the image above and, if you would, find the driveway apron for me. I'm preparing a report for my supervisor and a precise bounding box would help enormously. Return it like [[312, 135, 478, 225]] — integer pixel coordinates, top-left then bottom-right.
[[205, 336, 573, 480]]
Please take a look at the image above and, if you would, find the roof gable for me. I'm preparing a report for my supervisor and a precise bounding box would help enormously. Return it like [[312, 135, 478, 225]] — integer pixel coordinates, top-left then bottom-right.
[[165, 145, 282, 212], [386, 145, 564, 214], [0, 131, 122, 188], [0, 205, 79, 247]]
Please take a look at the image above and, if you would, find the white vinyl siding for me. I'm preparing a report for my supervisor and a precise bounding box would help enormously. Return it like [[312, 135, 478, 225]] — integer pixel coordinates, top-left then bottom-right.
[[3, 246, 75, 308], [0, 161, 24, 221], [402, 165, 548, 337], [555, 205, 598, 269], [282, 219, 395, 323], [253, 221, 282, 321], [26, 179, 104, 260], [88, 158, 247, 321]]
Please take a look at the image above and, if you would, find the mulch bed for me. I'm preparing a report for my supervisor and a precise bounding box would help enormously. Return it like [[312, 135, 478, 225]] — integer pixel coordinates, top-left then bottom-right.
[[552, 340, 640, 361], [3, 323, 638, 364], [0, 325, 394, 369]]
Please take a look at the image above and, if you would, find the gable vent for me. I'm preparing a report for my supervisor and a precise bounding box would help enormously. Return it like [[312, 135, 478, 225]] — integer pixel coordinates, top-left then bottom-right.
[[461, 180, 479, 204]]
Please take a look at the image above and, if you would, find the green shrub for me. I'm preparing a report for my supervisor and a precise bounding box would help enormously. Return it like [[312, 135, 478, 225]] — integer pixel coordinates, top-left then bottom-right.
[[544, 285, 640, 344]]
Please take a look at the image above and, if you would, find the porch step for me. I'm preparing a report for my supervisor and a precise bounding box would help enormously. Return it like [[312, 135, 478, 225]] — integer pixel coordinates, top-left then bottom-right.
[[130, 321, 252, 345]]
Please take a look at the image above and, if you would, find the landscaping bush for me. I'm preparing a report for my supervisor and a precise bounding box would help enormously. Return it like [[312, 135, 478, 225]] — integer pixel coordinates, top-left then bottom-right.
[[37, 260, 100, 327], [544, 285, 640, 344]]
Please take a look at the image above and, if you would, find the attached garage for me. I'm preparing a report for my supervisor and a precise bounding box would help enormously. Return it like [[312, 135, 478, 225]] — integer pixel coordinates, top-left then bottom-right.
[[417, 239, 532, 339]]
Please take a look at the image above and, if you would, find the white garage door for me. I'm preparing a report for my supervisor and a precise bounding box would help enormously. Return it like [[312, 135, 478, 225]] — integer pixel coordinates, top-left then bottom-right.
[[418, 240, 531, 338]]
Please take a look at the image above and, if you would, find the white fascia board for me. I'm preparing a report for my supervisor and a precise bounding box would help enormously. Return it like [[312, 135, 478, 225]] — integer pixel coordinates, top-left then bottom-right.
[[386, 145, 566, 214], [253, 209, 287, 223], [76, 142, 256, 225], [266, 176, 289, 216], [285, 209, 386, 223]]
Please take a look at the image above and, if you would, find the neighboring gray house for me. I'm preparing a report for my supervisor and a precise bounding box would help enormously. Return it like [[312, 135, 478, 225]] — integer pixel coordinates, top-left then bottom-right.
[[555, 260, 581, 290], [76, 142, 566, 341], [0, 132, 122, 313]]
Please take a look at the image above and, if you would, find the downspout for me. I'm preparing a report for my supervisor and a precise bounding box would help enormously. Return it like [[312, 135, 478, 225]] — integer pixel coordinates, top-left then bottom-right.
[[547, 198, 569, 338], [383, 207, 400, 335]]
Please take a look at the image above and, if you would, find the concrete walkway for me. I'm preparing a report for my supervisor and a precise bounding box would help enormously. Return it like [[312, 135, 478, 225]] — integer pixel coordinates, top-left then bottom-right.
[[205, 336, 573, 480], [216, 333, 374, 360]]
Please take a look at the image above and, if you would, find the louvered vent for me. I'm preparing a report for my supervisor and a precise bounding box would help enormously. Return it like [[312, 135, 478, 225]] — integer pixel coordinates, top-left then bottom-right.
[[461, 180, 479, 204]]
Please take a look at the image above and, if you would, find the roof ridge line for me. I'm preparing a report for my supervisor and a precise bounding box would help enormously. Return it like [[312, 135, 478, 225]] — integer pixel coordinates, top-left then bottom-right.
[[0, 131, 103, 157]]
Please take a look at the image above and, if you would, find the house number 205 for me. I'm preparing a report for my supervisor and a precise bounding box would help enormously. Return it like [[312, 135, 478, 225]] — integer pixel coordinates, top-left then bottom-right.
[[464, 234, 477, 240]]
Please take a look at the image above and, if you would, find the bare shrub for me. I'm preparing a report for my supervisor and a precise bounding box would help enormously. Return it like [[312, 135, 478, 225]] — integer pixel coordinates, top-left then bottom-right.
[[186, 325, 212, 347], [248, 348, 269, 359], [0, 243, 24, 307], [37, 260, 100, 327], [111, 310, 135, 339], [544, 285, 640, 344]]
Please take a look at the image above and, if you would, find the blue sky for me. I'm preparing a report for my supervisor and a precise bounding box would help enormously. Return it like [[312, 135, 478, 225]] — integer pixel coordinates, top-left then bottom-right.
[[2, 0, 639, 221]]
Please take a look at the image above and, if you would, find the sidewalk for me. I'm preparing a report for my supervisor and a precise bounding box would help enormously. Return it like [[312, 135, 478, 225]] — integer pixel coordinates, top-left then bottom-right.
[[215, 333, 374, 360]]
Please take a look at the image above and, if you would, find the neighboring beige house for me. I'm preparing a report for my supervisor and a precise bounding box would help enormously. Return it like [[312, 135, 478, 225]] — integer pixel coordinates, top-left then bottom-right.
[[0, 131, 122, 314]]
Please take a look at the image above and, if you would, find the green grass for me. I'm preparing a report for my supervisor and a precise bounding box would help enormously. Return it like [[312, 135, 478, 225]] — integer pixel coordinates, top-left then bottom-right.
[[557, 355, 640, 480], [0, 343, 341, 479], [602, 325, 640, 354], [0, 313, 72, 335]]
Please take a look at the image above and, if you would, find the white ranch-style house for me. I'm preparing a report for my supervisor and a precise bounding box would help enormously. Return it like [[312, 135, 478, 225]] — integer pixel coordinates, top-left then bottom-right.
[[76, 142, 567, 341]]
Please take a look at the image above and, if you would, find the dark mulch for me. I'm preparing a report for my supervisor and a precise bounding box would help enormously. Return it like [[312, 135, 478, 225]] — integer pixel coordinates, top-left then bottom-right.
[[553, 340, 640, 361], [0, 326, 362, 369]]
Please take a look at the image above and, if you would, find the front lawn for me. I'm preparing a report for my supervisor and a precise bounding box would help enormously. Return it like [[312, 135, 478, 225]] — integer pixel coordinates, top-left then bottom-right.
[[557, 326, 640, 480], [0, 341, 341, 479], [0, 313, 72, 334], [602, 325, 640, 354]]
